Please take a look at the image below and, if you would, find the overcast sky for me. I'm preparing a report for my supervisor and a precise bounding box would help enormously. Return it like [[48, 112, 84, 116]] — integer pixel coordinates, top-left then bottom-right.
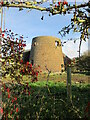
[[0, 1, 88, 58]]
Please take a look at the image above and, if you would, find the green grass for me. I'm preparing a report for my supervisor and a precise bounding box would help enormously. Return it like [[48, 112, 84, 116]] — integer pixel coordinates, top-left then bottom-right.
[[2, 72, 89, 84], [1, 81, 90, 120]]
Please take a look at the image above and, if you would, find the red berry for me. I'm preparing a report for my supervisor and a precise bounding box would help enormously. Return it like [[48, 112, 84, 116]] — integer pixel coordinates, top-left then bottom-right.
[[29, 64, 32, 68], [16, 108, 18, 112], [12, 99, 14, 103], [8, 93, 10, 98], [23, 69, 25, 73], [26, 61, 29, 66], [14, 97, 17, 101], [22, 44, 26, 47], [20, 59, 23, 63], [0, 108, 3, 114], [55, 4, 57, 7], [36, 72, 38, 76], [58, 1, 61, 6], [65, 1, 68, 5], [1, 2, 3, 5], [63, 1, 66, 5], [2, 33, 4, 37], [7, 88, 10, 93]]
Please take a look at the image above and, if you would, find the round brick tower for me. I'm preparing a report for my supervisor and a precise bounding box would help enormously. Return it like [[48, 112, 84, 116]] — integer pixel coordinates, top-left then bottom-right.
[[30, 36, 64, 73]]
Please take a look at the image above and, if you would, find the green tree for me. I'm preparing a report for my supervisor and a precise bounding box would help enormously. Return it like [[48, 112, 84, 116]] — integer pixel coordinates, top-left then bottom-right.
[[73, 51, 90, 73]]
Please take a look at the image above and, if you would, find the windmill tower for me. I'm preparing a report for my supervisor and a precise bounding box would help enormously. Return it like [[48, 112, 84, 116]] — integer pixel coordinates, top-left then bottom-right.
[[30, 36, 64, 73]]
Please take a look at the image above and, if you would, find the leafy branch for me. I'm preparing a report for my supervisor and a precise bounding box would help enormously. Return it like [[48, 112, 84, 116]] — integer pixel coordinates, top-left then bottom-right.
[[0, 1, 89, 15]]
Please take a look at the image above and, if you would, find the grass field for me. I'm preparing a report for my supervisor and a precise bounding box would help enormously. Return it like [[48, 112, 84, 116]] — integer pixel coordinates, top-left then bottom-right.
[[37, 72, 89, 83], [2, 72, 89, 83], [0, 73, 90, 120]]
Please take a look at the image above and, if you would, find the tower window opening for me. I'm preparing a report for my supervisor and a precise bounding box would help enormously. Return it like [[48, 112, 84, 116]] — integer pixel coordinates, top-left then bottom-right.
[[55, 41, 59, 47], [34, 42, 36, 46], [32, 42, 36, 46]]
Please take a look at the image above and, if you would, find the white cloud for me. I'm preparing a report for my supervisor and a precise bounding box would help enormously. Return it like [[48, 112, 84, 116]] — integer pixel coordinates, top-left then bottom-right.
[[62, 39, 88, 58], [25, 43, 31, 50]]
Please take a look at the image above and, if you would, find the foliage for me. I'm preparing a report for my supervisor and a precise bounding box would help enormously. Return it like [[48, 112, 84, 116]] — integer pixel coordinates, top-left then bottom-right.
[[59, 2, 89, 41], [78, 56, 90, 72], [71, 53, 90, 73], [1, 29, 40, 83], [0, 29, 40, 119], [0, 81, 89, 119]]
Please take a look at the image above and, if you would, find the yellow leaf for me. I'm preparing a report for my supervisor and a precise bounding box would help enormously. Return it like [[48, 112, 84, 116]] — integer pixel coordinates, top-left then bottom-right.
[[25, 2, 32, 5]]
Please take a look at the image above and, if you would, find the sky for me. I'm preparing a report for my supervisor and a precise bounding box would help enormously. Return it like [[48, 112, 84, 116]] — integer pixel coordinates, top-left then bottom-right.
[[0, 1, 88, 58]]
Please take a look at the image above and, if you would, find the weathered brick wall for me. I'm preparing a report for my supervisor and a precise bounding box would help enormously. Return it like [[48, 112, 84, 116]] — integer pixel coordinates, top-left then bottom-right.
[[30, 36, 64, 73]]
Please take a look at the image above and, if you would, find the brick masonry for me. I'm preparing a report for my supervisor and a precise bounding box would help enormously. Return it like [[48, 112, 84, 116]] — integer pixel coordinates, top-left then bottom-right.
[[29, 36, 64, 73]]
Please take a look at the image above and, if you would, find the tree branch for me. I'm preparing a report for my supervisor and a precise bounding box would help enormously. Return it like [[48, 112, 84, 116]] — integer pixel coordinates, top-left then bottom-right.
[[0, 1, 89, 15], [52, 2, 90, 15]]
